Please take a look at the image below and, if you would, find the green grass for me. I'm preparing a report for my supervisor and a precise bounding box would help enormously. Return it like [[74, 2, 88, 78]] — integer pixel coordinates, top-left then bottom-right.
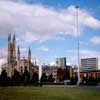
[[0, 87, 100, 100]]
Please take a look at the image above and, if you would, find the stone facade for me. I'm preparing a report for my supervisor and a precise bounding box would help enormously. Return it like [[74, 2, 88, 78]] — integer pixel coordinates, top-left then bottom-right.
[[3, 34, 38, 78]]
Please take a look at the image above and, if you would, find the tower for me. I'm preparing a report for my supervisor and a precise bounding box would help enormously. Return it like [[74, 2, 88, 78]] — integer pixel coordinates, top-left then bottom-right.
[[17, 46, 20, 72], [7, 34, 16, 77], [28, 48, 31, 63], [28, 48, 32, 78], [13, 34, 16, 63], [8, 33, 11, 64]]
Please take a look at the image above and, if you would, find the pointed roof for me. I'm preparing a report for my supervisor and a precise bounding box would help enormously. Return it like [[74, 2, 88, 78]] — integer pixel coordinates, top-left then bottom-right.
[[17, 45, 20, 54], [28, 47, 31, 54], [13, 34, 16, 41], [8, 33, 11, 41]]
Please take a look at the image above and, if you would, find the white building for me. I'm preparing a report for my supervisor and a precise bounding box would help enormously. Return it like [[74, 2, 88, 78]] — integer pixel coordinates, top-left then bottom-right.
[[55, 57, 66, 67], [80, 58, 98, 72]]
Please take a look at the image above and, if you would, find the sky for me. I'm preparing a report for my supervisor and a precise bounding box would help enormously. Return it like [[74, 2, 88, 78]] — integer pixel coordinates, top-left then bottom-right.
[[0, 0, 100, 69]]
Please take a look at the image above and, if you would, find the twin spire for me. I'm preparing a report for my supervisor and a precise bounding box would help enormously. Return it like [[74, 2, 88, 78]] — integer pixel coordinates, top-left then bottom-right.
[[8, 33, 15, 43], [8, 33, 31, 64], [8, 33, 16, 65]]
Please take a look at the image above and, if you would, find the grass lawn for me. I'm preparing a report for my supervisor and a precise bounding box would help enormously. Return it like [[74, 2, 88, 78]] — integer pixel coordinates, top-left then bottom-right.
[[0, 87, 100, 100]]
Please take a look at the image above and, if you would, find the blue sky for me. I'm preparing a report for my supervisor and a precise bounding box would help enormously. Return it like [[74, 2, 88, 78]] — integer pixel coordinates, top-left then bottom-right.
[[0, 0, 100, 68]]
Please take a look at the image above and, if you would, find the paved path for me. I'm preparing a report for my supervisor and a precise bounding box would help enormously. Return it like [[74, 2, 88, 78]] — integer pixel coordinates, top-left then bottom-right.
[[43, 85, 100, 90]]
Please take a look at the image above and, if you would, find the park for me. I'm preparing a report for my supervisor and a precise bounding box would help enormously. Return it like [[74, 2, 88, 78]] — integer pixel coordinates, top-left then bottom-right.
[[0, 87, 100, 100]]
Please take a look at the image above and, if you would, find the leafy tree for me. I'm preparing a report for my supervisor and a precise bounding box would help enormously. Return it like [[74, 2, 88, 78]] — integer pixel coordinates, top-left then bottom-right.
[[47, 74, 54, 82], [97, 77, 100, 83], [23, 66, 30, 84], [0, 69, 10, 86], [12, 69, 22, 82], [70, 76, 78, 85], [40, 73, 47, 83], [87, 77, 97, 85], [0, 70, 8, 81], [31, 72, 38, 84]]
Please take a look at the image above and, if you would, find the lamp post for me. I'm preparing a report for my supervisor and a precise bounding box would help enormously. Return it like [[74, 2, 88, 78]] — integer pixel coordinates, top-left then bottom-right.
[[75, 6, 80, 86]]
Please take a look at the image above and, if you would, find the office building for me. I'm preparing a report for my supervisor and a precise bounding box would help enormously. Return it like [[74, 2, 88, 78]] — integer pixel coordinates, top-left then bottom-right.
[[80, 58, 98, 72], [55, 57, 66, 67]]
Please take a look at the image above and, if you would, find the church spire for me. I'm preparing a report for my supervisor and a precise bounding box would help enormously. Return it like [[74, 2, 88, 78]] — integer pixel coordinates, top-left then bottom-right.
[[28, 48, 31, 62], [13, 34, 16, 62], [13, 34, 15, 42], [8, 33, 11, 42], [28, 48, 32, 79], [8, 33, 11, 64], [12, 34, 16, 47], [17, 45, 20, 71], [17, 46, 20, 59]]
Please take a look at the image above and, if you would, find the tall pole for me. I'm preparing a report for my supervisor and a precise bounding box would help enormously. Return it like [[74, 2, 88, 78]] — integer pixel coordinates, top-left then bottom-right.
[[75, 6, 80, 86]]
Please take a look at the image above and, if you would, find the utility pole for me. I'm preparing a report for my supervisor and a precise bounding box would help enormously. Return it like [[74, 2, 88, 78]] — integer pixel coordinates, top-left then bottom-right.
[[75, 6, 80, 86]]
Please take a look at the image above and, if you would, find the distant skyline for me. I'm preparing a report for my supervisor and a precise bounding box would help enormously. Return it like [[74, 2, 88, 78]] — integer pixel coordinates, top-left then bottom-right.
[[0, 0, 100, 69]]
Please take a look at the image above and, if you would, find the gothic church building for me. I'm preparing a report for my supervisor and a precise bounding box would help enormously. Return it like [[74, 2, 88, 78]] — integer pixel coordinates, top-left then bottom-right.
[[3, 34, 38, 78]]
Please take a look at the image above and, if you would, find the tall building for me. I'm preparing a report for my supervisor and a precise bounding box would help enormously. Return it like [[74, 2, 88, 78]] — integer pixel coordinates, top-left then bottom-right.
[[7, 34, 16, 76], [8, 34, 16, 66], [28, 48, 32, 78], [55, 57, 66, 67], [80, 58, 98, 72], [17, 46, 20, 72]]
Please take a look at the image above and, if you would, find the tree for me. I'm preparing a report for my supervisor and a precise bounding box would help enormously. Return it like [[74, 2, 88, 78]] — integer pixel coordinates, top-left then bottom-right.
[[31, 72, 38, 84], [23, 66, 30, 84], [0, 70, 8, 81], [40, 73, 47, 83], [47, 74, 54, 82], [0, 69, 10, 86], [12, 69, 22, 82], [70, 76, 78, 85]]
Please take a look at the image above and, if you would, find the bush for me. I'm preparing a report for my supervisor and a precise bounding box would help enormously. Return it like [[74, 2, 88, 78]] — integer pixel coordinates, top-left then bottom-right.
[[70, 76, 78, 85]]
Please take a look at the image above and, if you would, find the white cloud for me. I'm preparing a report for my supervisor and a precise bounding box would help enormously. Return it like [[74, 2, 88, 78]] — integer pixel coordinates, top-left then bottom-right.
[[67, 49, 100, 58], [80, 50, 100, 58], [0, 1, 100, 43], [19, 47, 28, 58], [90, 36, 100, 44], [20, 47, 27, 52], [50, 61, 55, 66], [0, 58, 7, 66], [31, 55, 49, 65], [0, 48, 7, 58], [37, 46, 49, 52], [0, 58, 7, 73]]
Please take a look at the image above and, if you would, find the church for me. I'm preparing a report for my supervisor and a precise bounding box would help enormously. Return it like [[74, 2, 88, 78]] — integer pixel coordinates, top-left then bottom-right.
[[3, 34, 38, 78]]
